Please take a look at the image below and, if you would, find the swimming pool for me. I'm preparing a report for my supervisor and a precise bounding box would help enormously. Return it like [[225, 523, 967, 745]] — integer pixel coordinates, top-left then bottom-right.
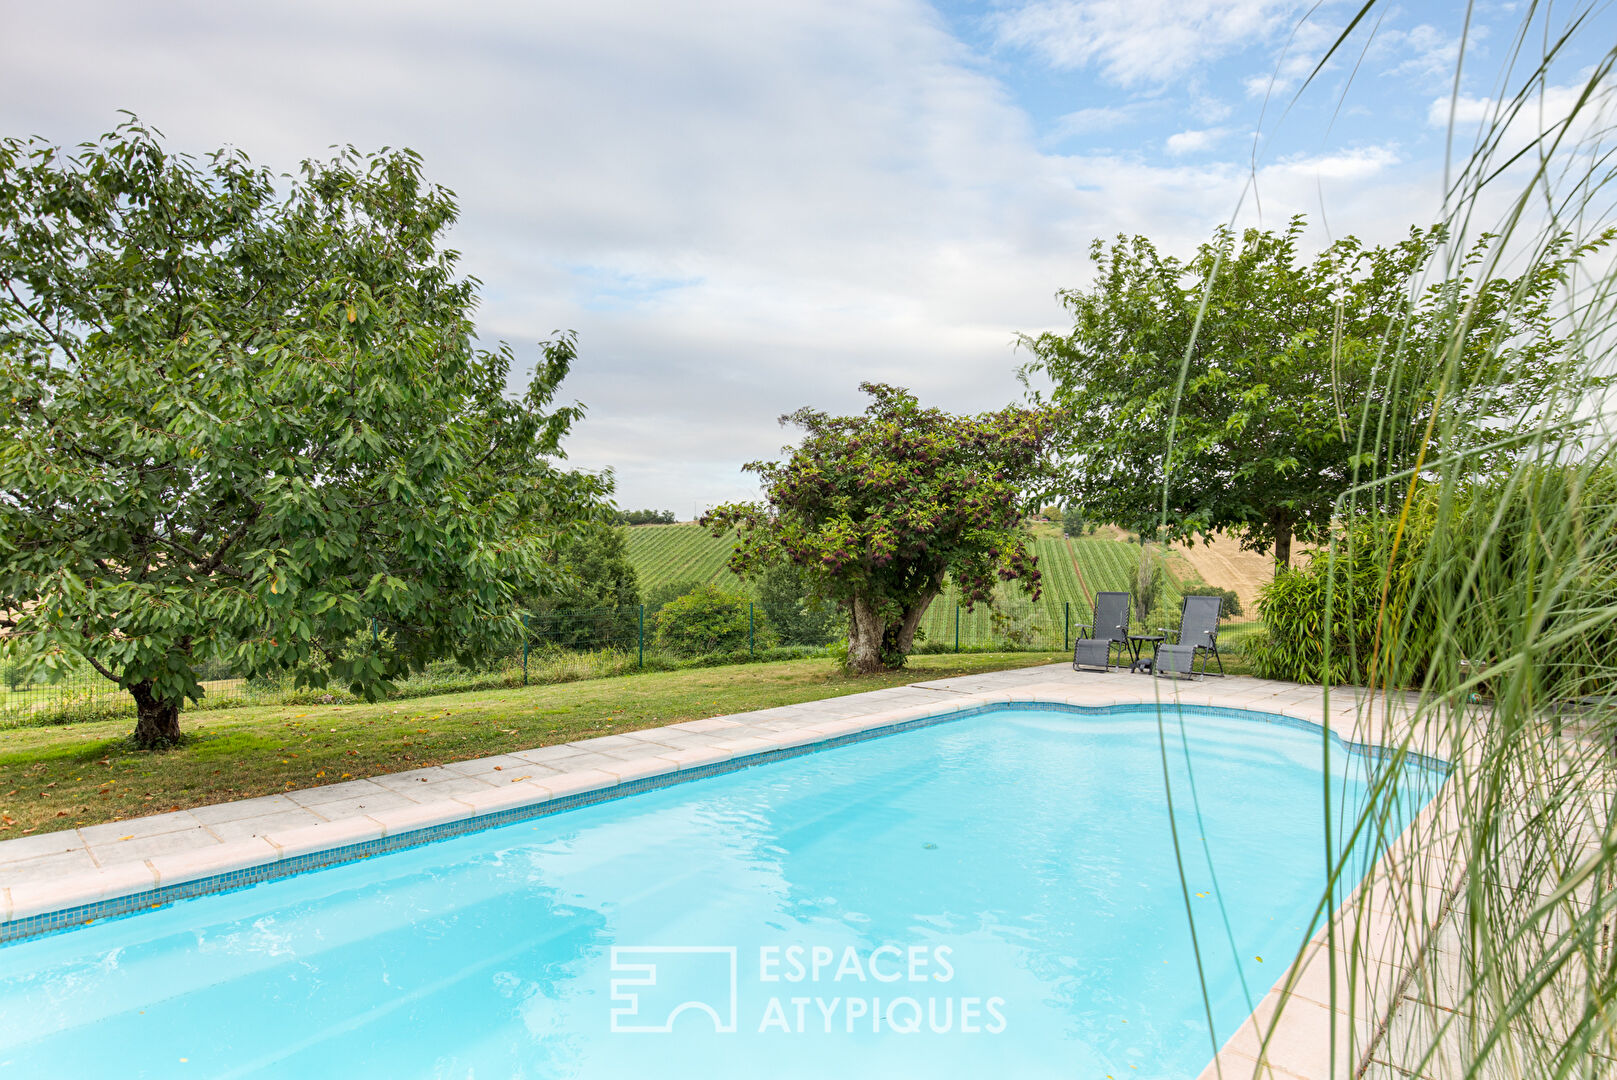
[[0, 704, 1441, 1078]]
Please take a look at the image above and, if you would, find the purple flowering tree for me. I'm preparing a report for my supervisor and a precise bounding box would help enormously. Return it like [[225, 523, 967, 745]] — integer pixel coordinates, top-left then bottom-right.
[[703, 384, 1059, 673]]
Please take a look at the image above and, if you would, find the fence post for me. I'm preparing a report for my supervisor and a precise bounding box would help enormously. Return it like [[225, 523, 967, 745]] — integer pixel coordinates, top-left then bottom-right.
[[522, 614, 529, 686], [749, 603, 755, 655], [371, 616, 378, 644], [638, 605, 645, 669], [955, 604, 960, 653], [1064, 601, 1070, 651]]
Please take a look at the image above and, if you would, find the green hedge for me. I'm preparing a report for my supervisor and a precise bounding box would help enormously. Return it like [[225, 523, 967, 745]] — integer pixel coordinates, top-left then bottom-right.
[[1247, 467, 1617, 697], [653, 584, 770, 656]]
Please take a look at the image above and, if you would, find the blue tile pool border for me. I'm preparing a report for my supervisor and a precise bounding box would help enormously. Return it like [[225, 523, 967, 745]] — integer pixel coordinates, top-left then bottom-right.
[[0, 699, 1447, 946]]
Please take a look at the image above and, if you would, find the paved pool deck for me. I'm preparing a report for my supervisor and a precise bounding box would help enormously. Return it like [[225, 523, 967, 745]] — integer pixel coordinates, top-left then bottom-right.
[[0, 663, 1467, 1079]]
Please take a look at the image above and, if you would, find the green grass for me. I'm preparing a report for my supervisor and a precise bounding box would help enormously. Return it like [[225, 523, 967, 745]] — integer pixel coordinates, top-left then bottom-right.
[[619, 523, 746, 590], [0, 651, 1064, 835]]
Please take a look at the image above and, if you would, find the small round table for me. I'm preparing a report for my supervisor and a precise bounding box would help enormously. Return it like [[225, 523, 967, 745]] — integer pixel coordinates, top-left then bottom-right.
[[1127, 635, 1164, 673]]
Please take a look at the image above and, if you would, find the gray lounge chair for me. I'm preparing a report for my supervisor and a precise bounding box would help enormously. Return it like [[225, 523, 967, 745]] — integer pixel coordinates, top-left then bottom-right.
[[1153, 594, 1224, 678], [1072, 591, 1131, 671]]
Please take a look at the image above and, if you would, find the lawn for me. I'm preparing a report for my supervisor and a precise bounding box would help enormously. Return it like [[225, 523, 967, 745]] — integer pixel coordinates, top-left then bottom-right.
[[0, 651, 1065, 836]]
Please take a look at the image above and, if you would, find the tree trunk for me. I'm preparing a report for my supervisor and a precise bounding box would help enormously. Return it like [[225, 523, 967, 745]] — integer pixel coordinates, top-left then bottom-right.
[[1273, 517, 1293, 574], [845, 590, 941, 674], [888, 588, 940, 660], [847, 597, 887, 674], [130, 681, 183, 748]]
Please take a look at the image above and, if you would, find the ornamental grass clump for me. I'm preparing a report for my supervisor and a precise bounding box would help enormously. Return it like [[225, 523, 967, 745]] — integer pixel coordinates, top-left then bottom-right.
[[1153, 5, 1617, 1074]]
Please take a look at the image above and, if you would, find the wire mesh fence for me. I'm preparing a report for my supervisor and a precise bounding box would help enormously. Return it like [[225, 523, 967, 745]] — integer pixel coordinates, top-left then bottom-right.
[[0, 599, 1264, 723]]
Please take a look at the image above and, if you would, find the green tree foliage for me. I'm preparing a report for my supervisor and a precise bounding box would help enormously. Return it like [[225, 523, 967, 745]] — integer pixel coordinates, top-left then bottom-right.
[[643, 579, 708, 621], [652, 584, 761, 656], [1060, 505, 1090, 537], [753, 562, 837, 647], [1179, 585, 1242, 619], [704, 383, 1058, 673], [615, 508, 677, 525], [1130, 542, 1168, 630], [527, 522, 641, 650], [0, 121, 604, 746], [1019, 215, 1610, 572]]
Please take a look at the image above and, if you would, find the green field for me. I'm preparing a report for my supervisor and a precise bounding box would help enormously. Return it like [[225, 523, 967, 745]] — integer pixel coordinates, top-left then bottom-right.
[[620, 523, 1194, 648], [619, 523, 747, 591]]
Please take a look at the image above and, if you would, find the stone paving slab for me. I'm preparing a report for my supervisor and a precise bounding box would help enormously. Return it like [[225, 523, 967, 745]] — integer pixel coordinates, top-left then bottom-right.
[[0, 661, 1453, 1076]]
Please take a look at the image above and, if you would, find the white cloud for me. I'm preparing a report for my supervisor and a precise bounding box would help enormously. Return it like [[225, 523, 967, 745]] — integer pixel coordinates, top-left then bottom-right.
[[0, 0, 1448, 512], [1191, 93, 1235, 123], [1239, 9, 1346, 100], [1381, 23, 1472, 92], [1242, 73, 1278, 100], [1051, 144, 1408, 244], [1427, 78, 1617, 170], [1164, 128, 1229, 155], [1048, 104, 1138, 139], [992, 0, 1304, 87]]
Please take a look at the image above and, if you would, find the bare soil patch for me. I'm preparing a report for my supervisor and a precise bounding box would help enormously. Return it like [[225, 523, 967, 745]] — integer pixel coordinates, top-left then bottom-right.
[[1171, 532, 1288, 614]]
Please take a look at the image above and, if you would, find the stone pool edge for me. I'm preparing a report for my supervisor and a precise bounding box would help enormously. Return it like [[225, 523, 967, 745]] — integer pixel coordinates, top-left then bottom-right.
[[1192, 768, 1465, 1080], [0, 684, 1420, 947]]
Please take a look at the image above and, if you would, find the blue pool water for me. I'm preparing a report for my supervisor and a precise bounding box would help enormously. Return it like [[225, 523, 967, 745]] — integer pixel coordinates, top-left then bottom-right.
[[0, 706, 1440, 1078]]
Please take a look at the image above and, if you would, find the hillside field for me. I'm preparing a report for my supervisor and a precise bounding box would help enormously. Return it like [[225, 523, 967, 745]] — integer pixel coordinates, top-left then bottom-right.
[[618, 522, 1249, 649]]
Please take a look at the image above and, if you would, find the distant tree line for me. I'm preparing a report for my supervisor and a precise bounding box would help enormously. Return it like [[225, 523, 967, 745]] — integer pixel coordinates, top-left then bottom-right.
[[614, 509, 678, 525]]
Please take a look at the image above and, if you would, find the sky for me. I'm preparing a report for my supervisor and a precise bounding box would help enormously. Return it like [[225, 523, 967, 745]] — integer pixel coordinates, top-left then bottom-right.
[[3, 0, 1612, 515]]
